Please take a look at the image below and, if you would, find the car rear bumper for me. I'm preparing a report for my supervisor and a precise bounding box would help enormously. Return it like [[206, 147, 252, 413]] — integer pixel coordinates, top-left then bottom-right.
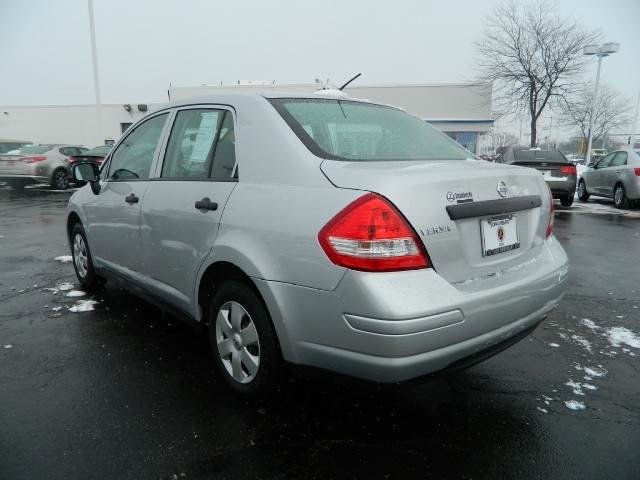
[[0, 175, 48, 184], [255, 237, 569, 382], [545, 178, 576, 197]]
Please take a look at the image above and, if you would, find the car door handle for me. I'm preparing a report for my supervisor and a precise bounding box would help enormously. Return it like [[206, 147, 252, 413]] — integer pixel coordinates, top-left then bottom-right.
[[125, 193, 139, 204], [195, 197, 218, 211]]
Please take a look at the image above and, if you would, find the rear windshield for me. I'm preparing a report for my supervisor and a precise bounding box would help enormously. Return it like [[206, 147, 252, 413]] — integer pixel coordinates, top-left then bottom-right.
[[270, 98, 470, 161], [0, 142, 31, 154], [84, 146, 111, 156], [513, 150, 567, 163], [12, 145, 52, 155]]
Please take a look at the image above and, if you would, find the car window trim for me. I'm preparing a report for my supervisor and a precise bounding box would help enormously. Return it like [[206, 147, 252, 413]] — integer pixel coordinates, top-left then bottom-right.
[[104, 110, 172, 183], [153, 104, 238, 183]]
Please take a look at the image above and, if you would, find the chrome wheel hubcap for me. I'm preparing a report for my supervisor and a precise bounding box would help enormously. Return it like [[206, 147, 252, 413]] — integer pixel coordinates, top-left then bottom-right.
[[73, 233, 88, 278], [215, 301, 260, 384], [578, 183, 585, 196]]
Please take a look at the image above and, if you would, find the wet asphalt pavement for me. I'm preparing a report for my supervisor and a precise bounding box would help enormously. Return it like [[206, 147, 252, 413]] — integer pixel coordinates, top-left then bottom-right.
[[1, 187, 639, 480]]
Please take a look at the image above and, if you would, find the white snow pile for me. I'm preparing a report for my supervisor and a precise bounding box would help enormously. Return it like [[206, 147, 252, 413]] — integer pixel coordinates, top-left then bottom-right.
[[565, 379, 585, 396], [3, 344, 13, 349], [548, 343, 560, 348], [606, 327, 640, 349], [565, 400, 585, 411], [580, 318, 640, 351], [68, 299, 98, 313], [65, 290, 86, 298], [54, 255, 73, 263], [44, 282, 75, 295], [537, 407, 548, 414], [51, 306, 62, 312]]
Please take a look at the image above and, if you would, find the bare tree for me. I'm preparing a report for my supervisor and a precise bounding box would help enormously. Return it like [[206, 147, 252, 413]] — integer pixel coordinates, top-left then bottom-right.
[[560, 83, 631, 146], [475, 1, 599, 147]]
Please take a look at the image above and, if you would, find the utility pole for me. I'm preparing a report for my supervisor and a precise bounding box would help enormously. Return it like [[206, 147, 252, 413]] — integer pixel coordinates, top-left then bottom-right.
[[88, 0, 102, 145], [631, 88, 640, 148]]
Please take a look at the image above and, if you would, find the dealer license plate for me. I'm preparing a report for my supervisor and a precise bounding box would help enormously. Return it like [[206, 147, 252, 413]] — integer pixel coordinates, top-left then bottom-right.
[[481, 214, 519, 256]]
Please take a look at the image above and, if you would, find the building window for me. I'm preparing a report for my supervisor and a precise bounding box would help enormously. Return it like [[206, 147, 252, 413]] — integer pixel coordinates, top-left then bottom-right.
[[445, 132, 477, 153], [120, 122, 133, 134]]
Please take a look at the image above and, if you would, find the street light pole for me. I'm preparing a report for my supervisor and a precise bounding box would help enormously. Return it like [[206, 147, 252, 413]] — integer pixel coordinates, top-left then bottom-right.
[[583, 42, 620, 165], [631, 88, 640, 148], [88, 0, 102, 145]]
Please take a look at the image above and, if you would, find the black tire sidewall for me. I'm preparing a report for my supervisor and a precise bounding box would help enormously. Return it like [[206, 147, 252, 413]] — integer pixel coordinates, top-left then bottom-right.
[[70, 223, 100, 290], [577, 180, 589, 201], [561, 195, 574, 207], [208, 281, 281, 397]]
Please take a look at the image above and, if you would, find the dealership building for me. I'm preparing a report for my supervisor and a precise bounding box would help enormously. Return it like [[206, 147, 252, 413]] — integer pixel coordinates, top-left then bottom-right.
[[0, 82, 493, 153]]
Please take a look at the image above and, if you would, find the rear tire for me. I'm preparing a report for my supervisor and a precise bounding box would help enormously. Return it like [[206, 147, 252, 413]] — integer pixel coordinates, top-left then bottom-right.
[[70, 223, 103, 290], [560, 195, 574, 207], [208, 281, 282, 397], [577, 179, 589, 202], [51, 168, 70, 190], [613, 183, 629, 209]]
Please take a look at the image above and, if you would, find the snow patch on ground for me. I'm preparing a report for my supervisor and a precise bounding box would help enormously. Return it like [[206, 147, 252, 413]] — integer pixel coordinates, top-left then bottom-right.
[[68, 300, 98, 313], [565, 380, 585, 396], [548, 343, 560, 348], [537, 407, 548, 414], [606, 327, 640, 349], [4, 344, 13, 349], [54, 255, 72, 263], [51, 306, 62, 312], [565, 400, 586, 411], [570, 334, 592, 353], [583, 366, 607, 378], [65, 290, 86, 298]]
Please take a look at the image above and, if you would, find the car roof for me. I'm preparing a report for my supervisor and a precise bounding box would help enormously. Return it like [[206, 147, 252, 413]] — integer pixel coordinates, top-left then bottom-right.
[[162, 91, 381, 110]]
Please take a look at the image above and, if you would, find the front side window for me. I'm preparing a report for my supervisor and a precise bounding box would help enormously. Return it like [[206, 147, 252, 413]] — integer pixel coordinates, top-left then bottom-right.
[[108, 113, 169, 181], [596, 153, 614, 169], [270, 98, 470, 161]]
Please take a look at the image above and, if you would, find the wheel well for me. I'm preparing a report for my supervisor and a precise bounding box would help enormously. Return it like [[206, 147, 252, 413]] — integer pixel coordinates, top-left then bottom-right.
[[67, 212, 81, 242], [197, 261, 260, 325]]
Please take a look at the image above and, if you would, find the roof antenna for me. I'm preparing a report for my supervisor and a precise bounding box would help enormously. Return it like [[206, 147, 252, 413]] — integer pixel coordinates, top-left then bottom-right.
[[339, 73, 361, 91]]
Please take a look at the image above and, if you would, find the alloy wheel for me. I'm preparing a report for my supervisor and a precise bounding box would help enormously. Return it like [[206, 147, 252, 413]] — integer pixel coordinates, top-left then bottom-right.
[[54, 170, 69, 189], [73, 233, 88, 279], [215, 301, 260, 384]]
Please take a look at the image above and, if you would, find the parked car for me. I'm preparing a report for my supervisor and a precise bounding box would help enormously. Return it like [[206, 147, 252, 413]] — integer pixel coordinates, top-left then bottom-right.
[[578, 149, 640, 208], [0, 144, 88, 189], [68, 145, 112, 167], [0, 139, 33, 154], [496, 148, 577, 207], [68, 93, 568, 396]]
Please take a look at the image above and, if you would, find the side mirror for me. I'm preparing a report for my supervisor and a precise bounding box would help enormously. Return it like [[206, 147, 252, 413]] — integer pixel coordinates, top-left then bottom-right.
[[72, 162, 101, 194]]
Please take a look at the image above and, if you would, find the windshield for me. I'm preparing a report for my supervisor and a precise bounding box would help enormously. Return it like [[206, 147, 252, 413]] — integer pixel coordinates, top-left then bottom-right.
[[513, 149, 567, 163], [270, 98, 471, 161]]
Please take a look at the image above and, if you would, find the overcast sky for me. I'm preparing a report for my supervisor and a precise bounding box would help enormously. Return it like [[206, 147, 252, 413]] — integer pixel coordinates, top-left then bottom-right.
[[1, 0, 639, 122]]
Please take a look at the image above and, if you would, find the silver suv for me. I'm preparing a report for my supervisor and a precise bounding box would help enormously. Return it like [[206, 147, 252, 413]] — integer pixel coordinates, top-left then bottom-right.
[[68, 93, 568, 395]]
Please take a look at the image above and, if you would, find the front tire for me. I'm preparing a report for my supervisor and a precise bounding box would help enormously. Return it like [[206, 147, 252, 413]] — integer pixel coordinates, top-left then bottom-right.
[[208, 281, 281, 397], [70, 223, 103, 290], [614, 183, 629, 209], [560, 195, 574, 207], [577, 180, 589, 202], [51, 168, 70, 190]]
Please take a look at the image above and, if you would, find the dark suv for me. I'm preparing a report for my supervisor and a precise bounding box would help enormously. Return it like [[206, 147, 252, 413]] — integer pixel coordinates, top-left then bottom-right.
[[496, 149, 577, 206]]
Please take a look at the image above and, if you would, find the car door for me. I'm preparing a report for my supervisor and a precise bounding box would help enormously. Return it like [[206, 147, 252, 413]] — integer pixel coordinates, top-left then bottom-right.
[[603, 151, 627, 197], [84, 112, 170, 285], [588, 153, 614, 195], [141, 106, 238, 315]]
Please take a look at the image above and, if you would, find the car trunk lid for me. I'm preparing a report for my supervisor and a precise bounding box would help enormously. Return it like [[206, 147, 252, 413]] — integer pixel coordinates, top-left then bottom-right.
[[320, 159, 550, 284]]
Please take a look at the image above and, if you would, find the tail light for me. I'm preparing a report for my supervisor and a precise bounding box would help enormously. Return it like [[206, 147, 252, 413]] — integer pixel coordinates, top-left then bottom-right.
[[545, 185, 554, 238], [634, 168, 640, 176], [20, 156, 47, 164], [318, 193, 430, 272], [560, 165, 577, 176]]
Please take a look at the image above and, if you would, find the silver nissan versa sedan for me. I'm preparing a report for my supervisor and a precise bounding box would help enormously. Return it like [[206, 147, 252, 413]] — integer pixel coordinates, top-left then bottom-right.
[[67, 92, 568, 396]]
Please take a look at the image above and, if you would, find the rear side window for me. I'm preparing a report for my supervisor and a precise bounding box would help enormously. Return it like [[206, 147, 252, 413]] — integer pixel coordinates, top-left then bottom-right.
[[13, 145, 51, 155], [162, 109, 236, 180], [270, 98, 470, 161], [609, 152, 627, 167], [108, 113, 169, 181], [513, 150, 566, 163]]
